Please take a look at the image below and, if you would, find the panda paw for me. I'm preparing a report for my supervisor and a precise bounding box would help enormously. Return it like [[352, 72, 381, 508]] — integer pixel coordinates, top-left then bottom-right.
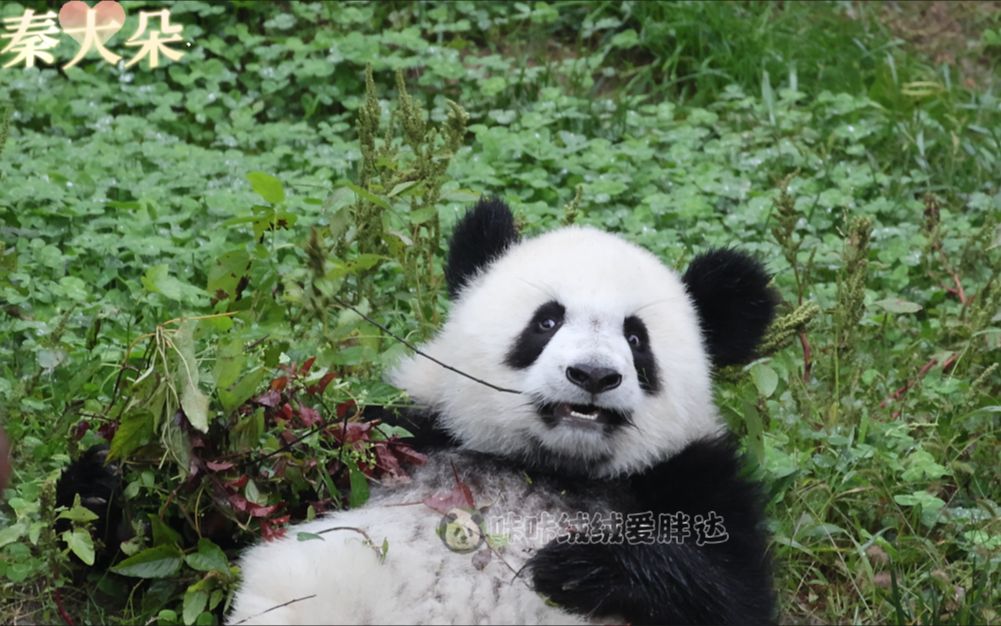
[[527, 536, 622, 616]]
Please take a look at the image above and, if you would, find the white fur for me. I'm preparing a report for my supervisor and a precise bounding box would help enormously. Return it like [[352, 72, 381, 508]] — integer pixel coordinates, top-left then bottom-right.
[[227, 453, 595, 625], [228, 225, 720, 624]]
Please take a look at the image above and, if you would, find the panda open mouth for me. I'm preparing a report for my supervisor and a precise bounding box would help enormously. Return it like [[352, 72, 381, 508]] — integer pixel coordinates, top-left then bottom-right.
[[536, 402, 630, 431]]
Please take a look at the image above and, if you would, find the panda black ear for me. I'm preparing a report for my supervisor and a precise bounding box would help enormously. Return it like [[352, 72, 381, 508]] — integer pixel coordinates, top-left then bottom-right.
[[444, 197, 519, 298], [682, 248, 777, 368]]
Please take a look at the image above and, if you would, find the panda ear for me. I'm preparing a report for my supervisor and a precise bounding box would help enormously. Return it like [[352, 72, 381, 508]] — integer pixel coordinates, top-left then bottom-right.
[[682, 248, 777, 368], [444, 197, 519, 298]]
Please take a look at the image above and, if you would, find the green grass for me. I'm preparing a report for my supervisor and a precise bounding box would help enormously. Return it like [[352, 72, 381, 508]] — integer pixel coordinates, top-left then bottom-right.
[[1, 1, 998, 624]]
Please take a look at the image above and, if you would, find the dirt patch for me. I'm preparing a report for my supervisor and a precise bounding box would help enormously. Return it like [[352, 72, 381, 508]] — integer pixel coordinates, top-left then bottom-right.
[[873, 1, 1000, 89]]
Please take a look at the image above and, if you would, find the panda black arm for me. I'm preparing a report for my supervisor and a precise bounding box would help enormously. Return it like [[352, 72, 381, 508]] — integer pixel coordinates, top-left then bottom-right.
[[363, 404, 459, 451], [55, 444, 128, 567], [527, 436, 775, 625]]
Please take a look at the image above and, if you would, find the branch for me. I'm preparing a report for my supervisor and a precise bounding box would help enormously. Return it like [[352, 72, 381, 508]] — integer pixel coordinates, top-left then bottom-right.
[[230, 594, 317, 625], [798, 330, 812, 382], [53, 589, 74, 626], [880, 353, 956, 408]]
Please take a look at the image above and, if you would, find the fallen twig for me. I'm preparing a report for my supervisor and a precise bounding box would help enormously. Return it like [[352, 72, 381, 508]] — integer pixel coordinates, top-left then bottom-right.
[[880, 353, 956, 408], [230, 594, 317, 625], [886, 357, 938, 405], [315, 525, 387, 561]]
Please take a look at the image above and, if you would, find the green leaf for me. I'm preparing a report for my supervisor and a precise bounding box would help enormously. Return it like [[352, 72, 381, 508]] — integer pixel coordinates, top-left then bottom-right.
[[232, 406, 266, 451], [247, 171, 285, 204], [749, 362, 779, 398], [180, 383, 210, 433], [29, 521, 45, 544], [219, 367, 267, 413], [962, 530, 1001, 550], [370, 424, 414, 441], [408, 206, 436, 225], [142, 264, 186, 301], [901, 449, 949, 482], [57, 494, 100, 523], [761, 69, 775, 125], [182, 588, 208, 626], [893, 491, 946, 527], [609, 28, 639, 49], [220, 215, 260, 229], [208, 589, 224, 611], [245, 479, 265, 505], [184, 538, 229, 574], [296, 532, 325, 542], [36, 348, 67, 372], [148, 514, 182, 547], [214, 338, 248, 390], [62, 528, 95, 566], [344, 182, 389, 209], [442, 188, 481, 203], [195, 612, 214, 626], [174, 321, 210, 433], [206, 249, 250, 299], [111, 544, 183, 578], [108, 409, 155, 460], [874, 298, 922, 314], [180, 382, 209, 432], [318, 460, 340, 505], [349, 253, 383, 272], [348, 464, 370, 508], [0, 523, 25, 549], [387, 180, 418, 197], [162, 417, 192, 480], [9, 496, 39, 519], [57, 275, 88, 301]]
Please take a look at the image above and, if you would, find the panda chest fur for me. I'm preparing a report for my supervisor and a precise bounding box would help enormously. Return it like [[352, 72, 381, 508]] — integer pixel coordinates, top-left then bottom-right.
[[228, 451, 620, 625]]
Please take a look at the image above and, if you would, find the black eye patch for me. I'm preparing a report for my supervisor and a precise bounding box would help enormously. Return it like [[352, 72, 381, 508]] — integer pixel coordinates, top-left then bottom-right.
[[624, 315, 660, 394], [505, 301, 566, 369]]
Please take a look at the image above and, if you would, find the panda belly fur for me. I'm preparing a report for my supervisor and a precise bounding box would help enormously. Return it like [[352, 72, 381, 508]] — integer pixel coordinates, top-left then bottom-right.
[[227, 451, 601, 625]]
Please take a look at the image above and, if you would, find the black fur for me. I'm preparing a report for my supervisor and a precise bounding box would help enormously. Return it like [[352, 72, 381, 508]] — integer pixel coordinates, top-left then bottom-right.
[[444, 197, 520, 298], [527, 436, 775, 625], [624, 315, 661, 394], [505, 300, 566, 369], [682, 248, 777, 367], [55, 444, 128, 566], [364, 404, 459, 450]]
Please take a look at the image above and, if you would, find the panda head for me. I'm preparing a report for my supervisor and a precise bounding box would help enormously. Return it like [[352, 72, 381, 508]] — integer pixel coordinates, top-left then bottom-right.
[[389, 199, 776, 477]]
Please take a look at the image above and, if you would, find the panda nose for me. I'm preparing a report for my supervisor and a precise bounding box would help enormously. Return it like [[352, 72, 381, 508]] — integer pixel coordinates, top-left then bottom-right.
[[566, 364, 622, 394]]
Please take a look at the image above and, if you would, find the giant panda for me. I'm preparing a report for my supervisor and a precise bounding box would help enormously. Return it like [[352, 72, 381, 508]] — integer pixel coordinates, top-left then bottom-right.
[[226, 198, 778, 625]]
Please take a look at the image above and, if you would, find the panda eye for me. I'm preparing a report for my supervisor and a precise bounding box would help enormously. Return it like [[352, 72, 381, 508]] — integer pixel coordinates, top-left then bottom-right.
[[627, 334, 642, 349], [538, 318, 559, 332]]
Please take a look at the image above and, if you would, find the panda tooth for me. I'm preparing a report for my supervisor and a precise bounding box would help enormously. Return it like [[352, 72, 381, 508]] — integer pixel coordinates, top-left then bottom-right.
[[551, 403, 604, 421]]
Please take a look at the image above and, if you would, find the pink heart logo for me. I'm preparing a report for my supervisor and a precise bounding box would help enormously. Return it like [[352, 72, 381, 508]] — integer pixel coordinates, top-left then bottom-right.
[[58, 1, 126, 45]]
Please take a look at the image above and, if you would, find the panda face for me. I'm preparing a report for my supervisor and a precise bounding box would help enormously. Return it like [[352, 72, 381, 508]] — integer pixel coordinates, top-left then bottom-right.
[[389, 225, 723, 477], [508, 297, 654, 436]]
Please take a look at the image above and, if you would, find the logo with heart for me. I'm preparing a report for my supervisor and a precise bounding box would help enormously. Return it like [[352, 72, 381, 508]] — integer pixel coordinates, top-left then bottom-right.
[[57, 0, 125, 45]]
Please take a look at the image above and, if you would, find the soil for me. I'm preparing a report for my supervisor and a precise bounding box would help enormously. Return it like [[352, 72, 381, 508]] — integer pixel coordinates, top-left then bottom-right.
[[872, 0, 1000, 89]]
